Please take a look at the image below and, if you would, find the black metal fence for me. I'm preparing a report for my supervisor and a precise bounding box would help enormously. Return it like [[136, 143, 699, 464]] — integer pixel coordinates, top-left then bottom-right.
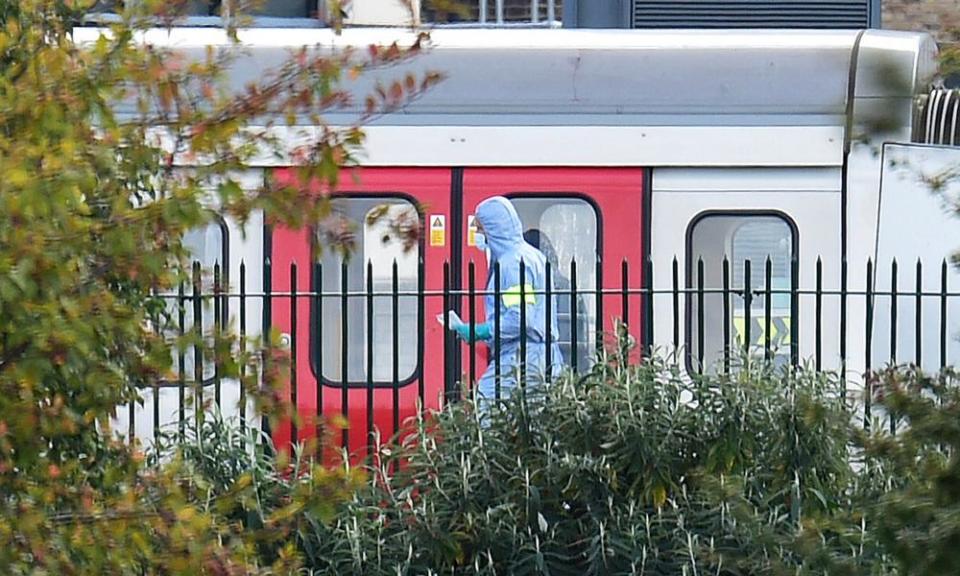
[[120, 256, 960, 455]]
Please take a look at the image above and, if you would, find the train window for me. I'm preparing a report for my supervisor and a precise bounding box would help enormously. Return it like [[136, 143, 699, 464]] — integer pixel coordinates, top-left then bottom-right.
[[184, 222, 227, 273], [510, 196, 598, 370], [688, 213, 795, 371], [313, 198, 420, 385], [174, 219, 228, 382]]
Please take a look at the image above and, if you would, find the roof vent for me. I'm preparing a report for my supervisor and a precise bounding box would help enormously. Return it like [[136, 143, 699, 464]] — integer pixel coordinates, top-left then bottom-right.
[[631, 0, 870, 28]]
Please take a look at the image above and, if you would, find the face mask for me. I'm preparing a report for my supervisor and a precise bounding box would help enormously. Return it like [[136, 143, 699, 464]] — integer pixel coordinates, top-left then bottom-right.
[[474, 232, 487, 251]]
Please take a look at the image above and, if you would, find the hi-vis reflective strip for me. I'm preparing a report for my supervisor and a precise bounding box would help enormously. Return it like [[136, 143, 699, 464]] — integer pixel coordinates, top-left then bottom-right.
[[733, 315, 791, 346], [502, 284, 536, 308]]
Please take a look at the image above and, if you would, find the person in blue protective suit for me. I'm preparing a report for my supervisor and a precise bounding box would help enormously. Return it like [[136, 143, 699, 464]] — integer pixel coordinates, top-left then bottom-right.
[[443, 196, 563, 401]]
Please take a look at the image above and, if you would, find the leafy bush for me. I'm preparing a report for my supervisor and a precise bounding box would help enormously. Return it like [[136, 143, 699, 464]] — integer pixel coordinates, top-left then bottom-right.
[[157, 353, 960, 575], [855, 367, 960, 576], [150, 413, 364, 570], [0, 1, 432, 572], [297, 350, 868, 575]]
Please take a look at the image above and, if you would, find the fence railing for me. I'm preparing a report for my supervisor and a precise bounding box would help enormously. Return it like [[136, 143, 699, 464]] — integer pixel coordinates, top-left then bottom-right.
[[85, 0, 563, 28], [426, 0, 562, 26], [117, 256, 960, 457]]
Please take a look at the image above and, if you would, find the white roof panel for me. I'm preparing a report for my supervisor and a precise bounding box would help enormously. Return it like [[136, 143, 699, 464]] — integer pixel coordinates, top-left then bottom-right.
[[72, 27, 933, 127]]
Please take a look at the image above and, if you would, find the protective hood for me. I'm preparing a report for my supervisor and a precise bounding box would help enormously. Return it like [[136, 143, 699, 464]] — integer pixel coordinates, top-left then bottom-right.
[[475, 196, 523, 260]]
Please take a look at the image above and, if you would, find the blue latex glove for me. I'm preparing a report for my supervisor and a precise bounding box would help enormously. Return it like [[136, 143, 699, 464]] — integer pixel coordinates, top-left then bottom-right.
[[441, 311, 492, 342]]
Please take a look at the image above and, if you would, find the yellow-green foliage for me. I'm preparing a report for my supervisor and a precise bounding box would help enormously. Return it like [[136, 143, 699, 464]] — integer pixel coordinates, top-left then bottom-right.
[[0, 1, 434, 572]]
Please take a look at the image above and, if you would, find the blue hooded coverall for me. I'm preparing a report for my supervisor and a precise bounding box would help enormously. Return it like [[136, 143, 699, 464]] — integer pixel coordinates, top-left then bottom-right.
[[453, 197, 563, 400]]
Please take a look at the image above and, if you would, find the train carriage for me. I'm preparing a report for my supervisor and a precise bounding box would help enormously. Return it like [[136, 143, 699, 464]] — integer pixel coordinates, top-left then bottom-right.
[[80, 26, 960, 452]]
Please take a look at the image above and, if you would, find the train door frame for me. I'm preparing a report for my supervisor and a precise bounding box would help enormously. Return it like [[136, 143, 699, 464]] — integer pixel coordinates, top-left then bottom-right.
[[873, 143, 960, 372], [266, 167, 453, 456], [456, 167, 647, 391]]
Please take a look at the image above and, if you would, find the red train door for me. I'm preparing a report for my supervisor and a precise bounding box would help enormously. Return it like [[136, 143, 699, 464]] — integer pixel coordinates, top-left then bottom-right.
[[458, 168, 646, 392], [269, 167, 453, 458]]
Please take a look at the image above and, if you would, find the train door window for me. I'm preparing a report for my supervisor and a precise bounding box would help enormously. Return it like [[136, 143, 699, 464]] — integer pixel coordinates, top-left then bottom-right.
[[510, 197, 599, 370], [313, 198, 420, 384], [688, 213, 795, 371]]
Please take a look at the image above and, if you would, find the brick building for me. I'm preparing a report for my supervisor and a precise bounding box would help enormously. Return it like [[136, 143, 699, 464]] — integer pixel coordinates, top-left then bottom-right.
[[883, 0, 958, 42]]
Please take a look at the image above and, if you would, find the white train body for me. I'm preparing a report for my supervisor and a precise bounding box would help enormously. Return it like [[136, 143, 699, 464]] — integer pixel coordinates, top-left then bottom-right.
[[76, 26, 960, 445]]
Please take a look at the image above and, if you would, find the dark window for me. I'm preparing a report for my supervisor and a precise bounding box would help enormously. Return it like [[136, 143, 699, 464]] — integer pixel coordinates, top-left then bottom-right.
[[88, 1, 317, 19], [423, 0, 562, 23]]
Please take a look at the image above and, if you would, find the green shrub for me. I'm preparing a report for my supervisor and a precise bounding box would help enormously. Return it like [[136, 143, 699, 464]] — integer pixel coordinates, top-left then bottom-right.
[[856, 366, 960, 576], [162, 354, 960, 575], [298, 350, 868, 575], [150, 413, 364, 569]]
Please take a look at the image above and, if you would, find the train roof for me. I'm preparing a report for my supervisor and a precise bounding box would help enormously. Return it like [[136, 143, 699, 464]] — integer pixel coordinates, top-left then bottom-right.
[[72, 27, 936, 128]]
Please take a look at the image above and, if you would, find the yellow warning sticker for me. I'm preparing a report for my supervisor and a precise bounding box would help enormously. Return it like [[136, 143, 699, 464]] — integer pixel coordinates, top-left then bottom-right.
[[429, 214, 446, 247], [467, 215, 477, 246]]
